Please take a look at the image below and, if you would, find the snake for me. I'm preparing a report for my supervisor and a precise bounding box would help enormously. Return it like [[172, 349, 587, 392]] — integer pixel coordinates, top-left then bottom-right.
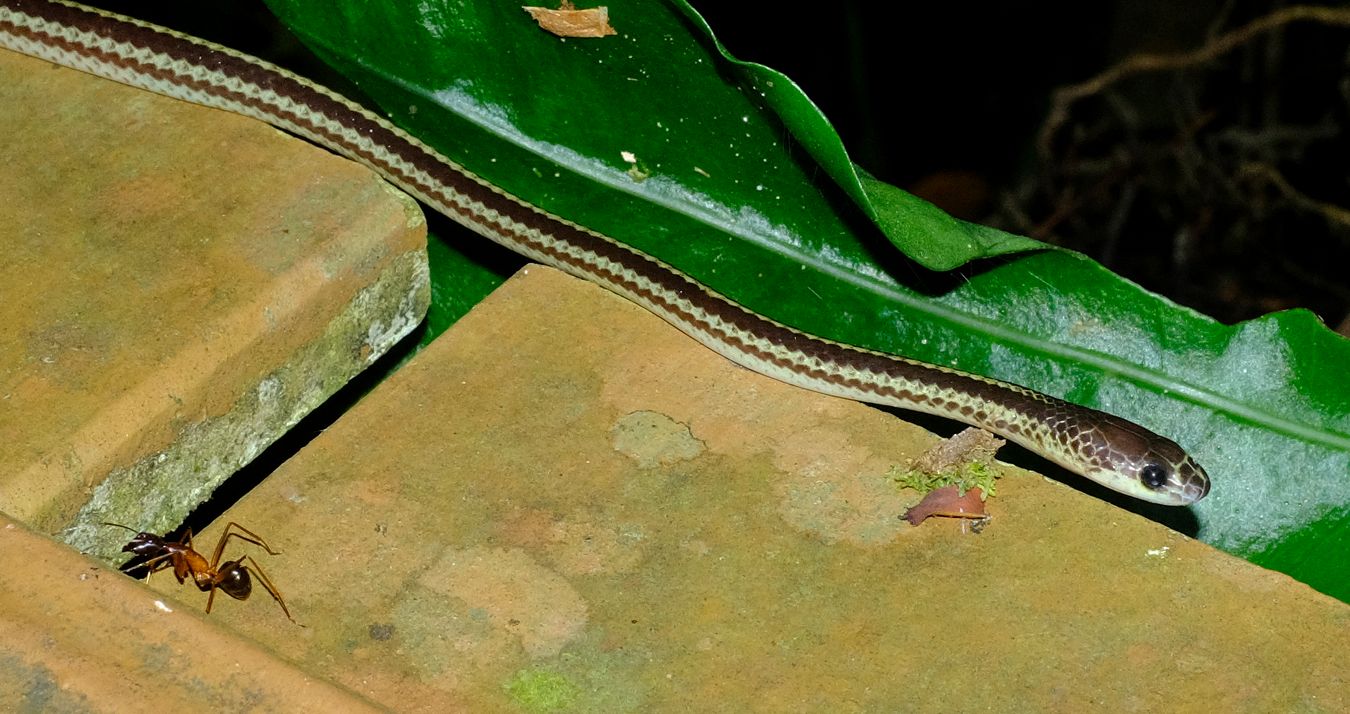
[[0, 0, 1210, 506]]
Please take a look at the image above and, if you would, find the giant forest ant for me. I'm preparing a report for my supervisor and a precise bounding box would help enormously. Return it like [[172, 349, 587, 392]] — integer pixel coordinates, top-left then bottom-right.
[[104, 521, 298, 624]]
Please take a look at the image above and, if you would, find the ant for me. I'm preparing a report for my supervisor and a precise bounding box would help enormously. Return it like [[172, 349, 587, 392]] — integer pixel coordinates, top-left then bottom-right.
[[103, 521, 298, 624]]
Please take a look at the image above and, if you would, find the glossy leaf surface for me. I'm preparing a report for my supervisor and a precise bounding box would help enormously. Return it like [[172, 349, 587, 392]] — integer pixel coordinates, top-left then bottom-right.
[[264, 0, 1350, 601]]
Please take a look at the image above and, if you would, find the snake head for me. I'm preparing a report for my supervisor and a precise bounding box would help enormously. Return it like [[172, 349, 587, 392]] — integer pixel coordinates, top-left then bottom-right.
[[1091, 418, 1211, 505]]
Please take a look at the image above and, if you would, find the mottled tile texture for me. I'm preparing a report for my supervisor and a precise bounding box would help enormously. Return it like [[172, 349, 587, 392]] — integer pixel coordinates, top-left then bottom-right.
[[178, 267, 1349, 713]]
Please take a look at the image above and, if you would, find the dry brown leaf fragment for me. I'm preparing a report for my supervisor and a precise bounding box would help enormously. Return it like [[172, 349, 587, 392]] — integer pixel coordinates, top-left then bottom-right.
[[902, 485, 988, 526], [523, 2, 616, 38]]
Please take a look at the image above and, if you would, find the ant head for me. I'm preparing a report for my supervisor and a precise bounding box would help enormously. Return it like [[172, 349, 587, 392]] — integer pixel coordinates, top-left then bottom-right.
[[101, 522, 164, 556], [122, 534, 164, 556]]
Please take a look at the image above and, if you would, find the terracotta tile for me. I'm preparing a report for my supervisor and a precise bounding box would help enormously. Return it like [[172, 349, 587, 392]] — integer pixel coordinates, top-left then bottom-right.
[[0, 48, 429, 558], [163, 267, 1349, 712], [0, 512, 382, 712]]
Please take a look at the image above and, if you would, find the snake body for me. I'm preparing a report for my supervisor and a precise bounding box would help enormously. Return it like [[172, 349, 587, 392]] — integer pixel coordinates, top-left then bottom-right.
[[0, 0, 1210, 505]]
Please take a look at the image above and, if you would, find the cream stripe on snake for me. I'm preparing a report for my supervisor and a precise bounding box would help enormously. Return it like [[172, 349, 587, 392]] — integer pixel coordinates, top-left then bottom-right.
[[0, 0, 1209, 505]]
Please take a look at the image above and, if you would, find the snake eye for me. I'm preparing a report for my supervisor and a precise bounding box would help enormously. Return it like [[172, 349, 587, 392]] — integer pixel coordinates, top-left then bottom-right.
[[1139, 463, 1168, 490]]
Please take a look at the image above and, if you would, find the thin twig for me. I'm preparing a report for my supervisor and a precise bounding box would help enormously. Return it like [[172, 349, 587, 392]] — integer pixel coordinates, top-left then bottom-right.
[[1038, 6, 1350, 158], [1239, 162, 1350, 231]]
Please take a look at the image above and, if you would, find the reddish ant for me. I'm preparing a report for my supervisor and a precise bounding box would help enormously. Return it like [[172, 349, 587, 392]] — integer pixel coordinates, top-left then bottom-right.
[[104, 521, 298, 624]]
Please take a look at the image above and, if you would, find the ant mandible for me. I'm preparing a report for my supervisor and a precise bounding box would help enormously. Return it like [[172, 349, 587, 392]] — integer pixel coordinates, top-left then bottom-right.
[[103, 521, 298, 625]]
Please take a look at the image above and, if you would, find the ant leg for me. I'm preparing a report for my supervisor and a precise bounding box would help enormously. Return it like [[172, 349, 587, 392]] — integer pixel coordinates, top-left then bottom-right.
[[136, 552, 176, 580], [239, 555, 298, 625], [206, 583, 218, 614], [209, 521, 282, 569], [224, 522, 282, 555]]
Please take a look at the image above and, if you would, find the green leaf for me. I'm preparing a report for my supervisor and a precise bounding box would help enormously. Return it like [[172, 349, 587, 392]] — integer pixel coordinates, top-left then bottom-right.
[[420, 224, 524, 349], [670, 4, 1048, 270], [261, 0, 1350, 601]]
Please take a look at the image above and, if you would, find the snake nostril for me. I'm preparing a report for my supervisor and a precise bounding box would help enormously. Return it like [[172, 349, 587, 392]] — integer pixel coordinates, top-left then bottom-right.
[[1140, 463, 1168, 490]]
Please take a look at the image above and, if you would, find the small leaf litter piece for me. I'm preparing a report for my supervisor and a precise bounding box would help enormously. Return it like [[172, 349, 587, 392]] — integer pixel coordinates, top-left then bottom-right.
[[903, 485, 988, 526], [894, 428, 1004, 528], [523, 2, 617, 38]]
